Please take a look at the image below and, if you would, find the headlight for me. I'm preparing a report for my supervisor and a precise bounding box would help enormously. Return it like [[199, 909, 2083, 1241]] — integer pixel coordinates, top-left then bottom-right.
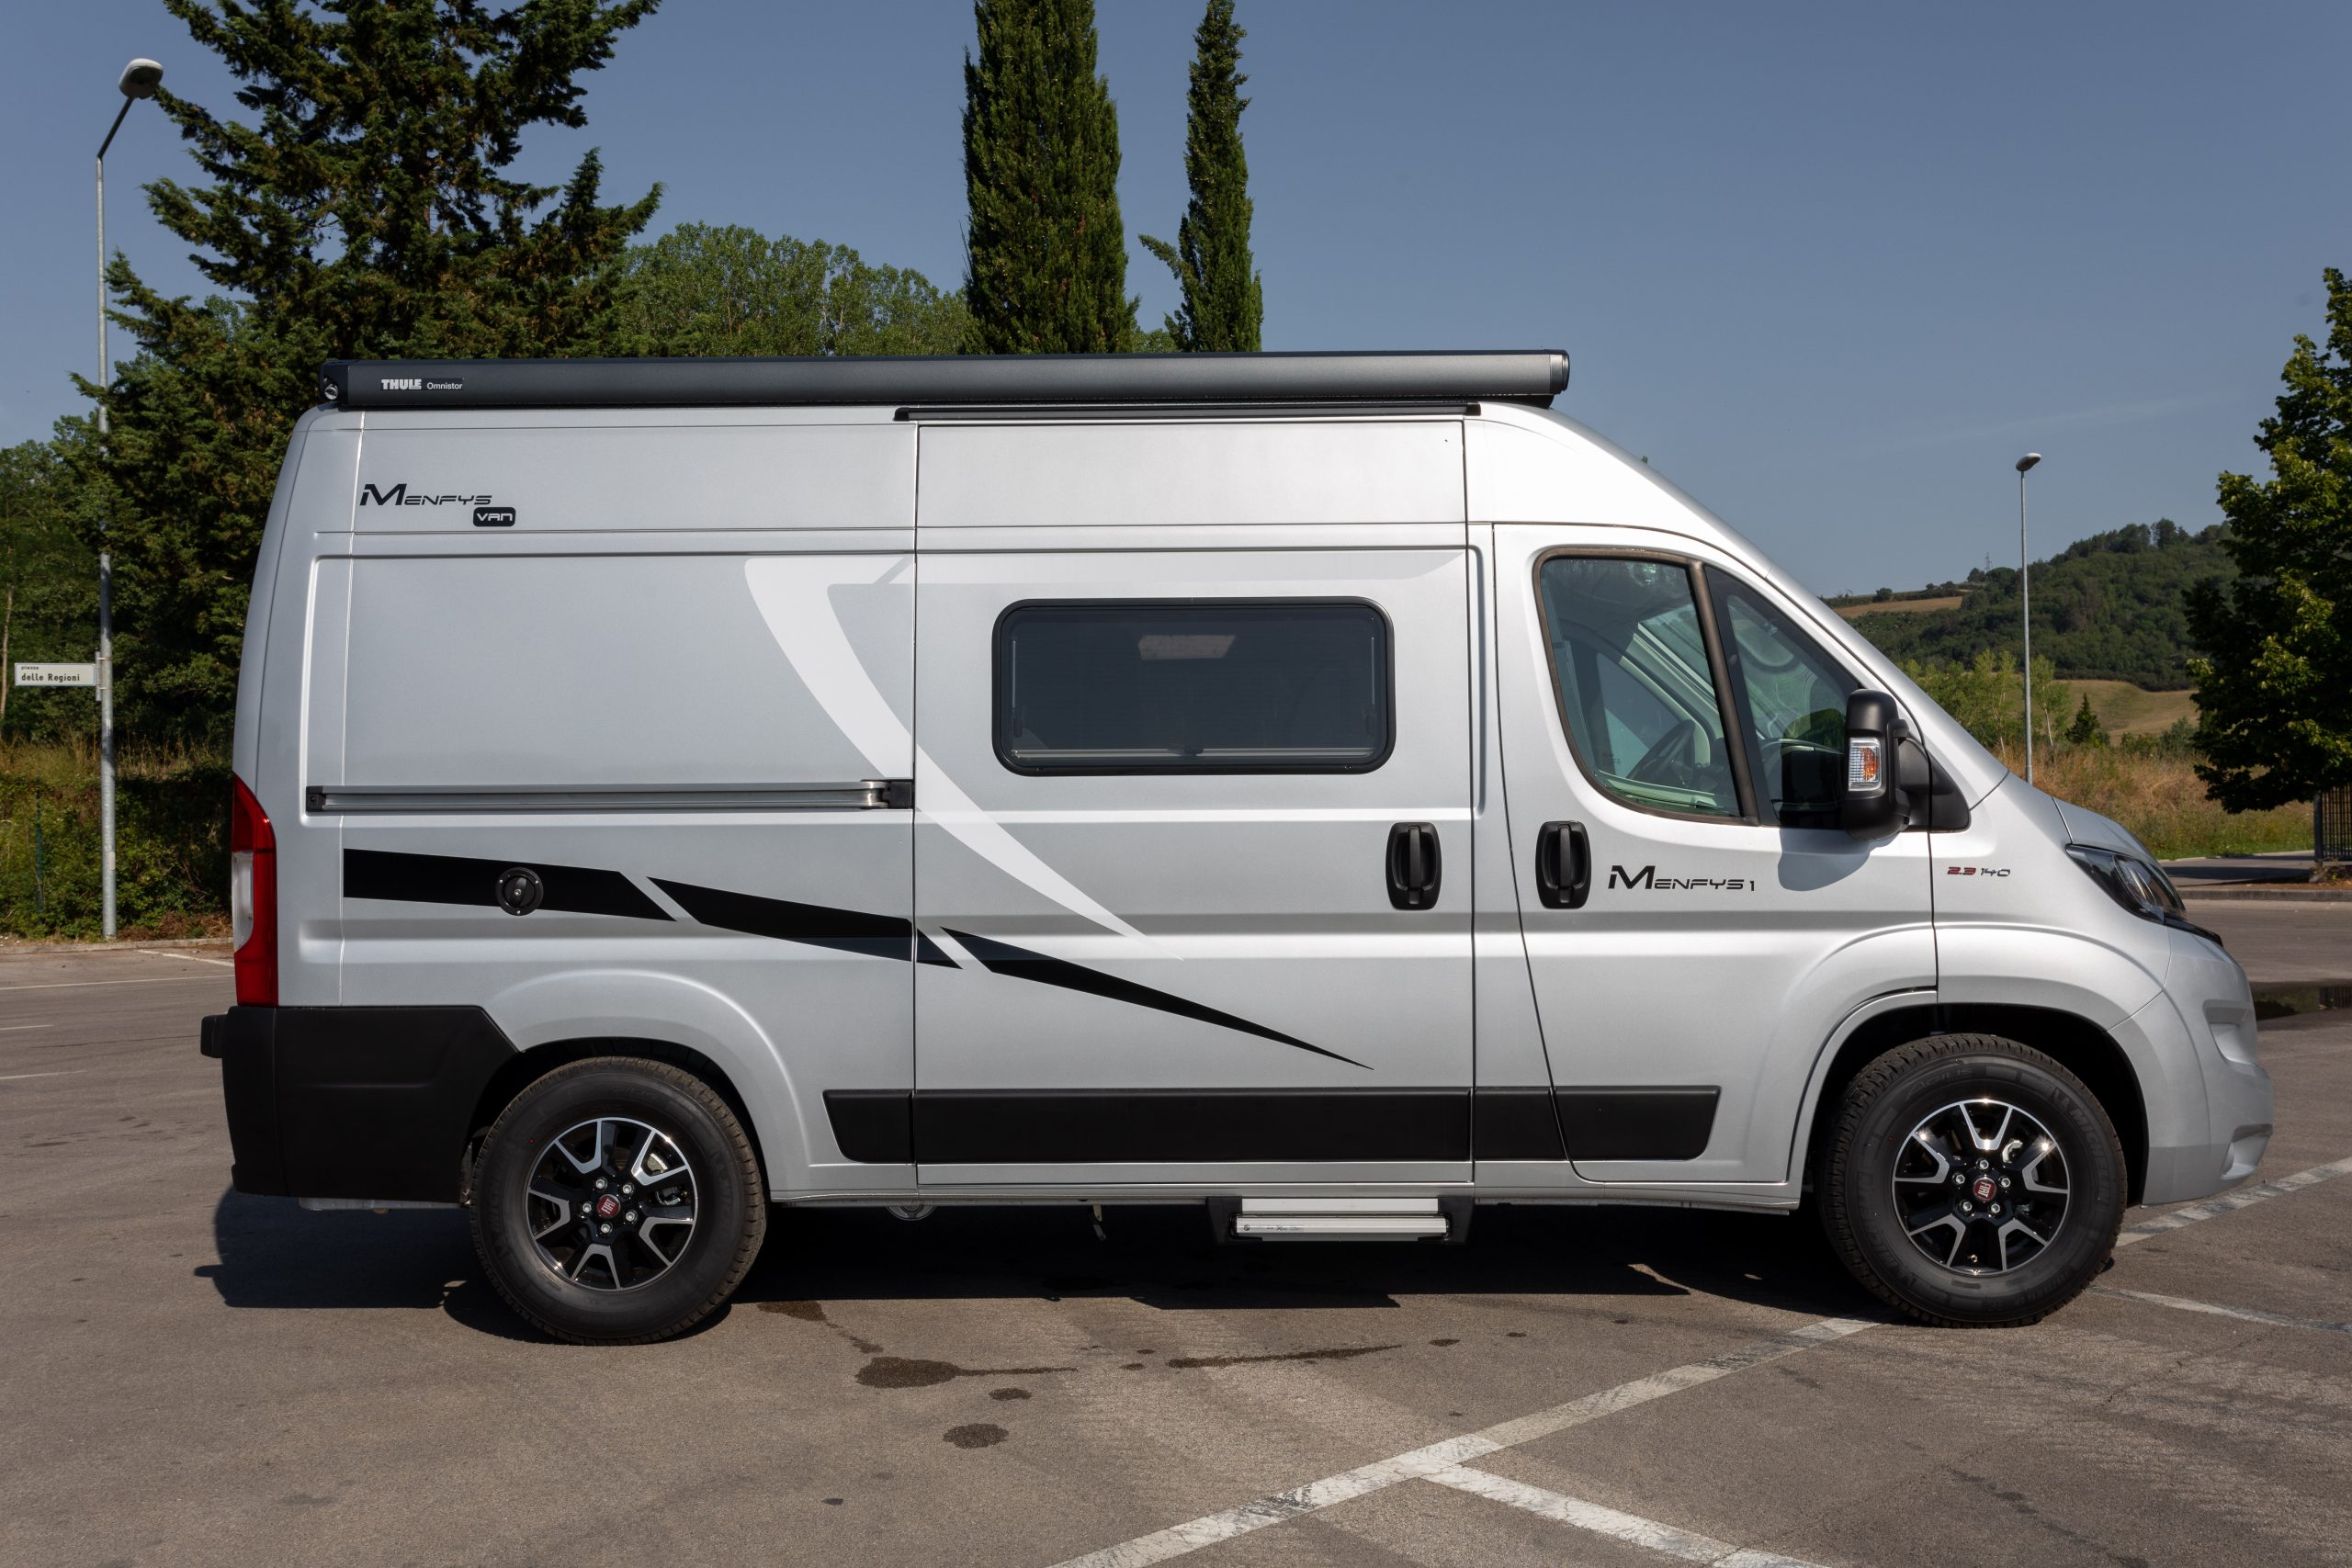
[[2065, 844, 2220, 943]]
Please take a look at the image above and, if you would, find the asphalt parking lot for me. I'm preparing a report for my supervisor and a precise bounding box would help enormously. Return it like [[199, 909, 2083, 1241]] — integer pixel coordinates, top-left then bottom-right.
[[6, 903, 2349, 1568]]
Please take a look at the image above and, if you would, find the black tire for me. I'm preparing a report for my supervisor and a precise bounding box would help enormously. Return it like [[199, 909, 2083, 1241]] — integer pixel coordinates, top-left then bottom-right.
[[1819, 1033, 2123, 1326], [470, 1057, 765, 1345]]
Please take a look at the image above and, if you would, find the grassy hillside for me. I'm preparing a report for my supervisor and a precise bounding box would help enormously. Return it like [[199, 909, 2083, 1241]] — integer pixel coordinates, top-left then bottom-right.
[[2060, 680, 2196, 737], [1833, 520, 2230, 689]]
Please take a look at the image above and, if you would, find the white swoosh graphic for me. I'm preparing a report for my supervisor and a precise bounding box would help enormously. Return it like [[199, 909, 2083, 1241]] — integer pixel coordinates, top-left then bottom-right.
[[743, 556, 1159, 952]]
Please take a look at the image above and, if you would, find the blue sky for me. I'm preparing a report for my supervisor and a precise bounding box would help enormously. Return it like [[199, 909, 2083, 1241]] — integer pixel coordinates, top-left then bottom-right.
[[4, 0, 2346, 593]]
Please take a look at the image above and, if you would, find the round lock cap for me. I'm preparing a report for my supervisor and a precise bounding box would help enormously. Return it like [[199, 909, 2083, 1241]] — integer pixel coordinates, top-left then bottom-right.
[[496, 866, 545, 916]]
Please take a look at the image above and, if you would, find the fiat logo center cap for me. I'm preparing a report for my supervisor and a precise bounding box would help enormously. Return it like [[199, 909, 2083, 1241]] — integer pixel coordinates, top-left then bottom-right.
[[1971, 1177, 1999, 1204], [596, 1194, 623, 1219]]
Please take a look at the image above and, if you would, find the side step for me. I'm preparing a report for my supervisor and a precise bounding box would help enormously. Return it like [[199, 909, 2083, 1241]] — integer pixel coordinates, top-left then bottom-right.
[[1217, 1197, 1463, 1242]]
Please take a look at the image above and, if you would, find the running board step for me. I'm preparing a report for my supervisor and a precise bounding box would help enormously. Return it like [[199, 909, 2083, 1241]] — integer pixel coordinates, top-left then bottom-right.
[[1221, 1197, 1458, 1242]]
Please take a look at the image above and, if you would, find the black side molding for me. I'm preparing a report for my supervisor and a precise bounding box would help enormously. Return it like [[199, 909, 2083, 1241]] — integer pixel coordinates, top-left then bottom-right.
[[1555, 1088, 1721, 1161], [824, 1090, 913, 1164], [1472, 1087, 1567, 1160], [910, 1089, 1468, 1165], [815, 1087, 1717, 1165]]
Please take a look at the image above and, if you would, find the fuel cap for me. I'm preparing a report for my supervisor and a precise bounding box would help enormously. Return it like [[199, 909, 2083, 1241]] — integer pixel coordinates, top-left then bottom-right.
[[496, 866, 545, 916]]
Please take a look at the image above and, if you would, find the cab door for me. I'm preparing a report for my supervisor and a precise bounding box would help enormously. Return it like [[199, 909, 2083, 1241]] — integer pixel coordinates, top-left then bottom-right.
[[910, 545, 1475, 1186], [1496, 527, 1935, 1186]]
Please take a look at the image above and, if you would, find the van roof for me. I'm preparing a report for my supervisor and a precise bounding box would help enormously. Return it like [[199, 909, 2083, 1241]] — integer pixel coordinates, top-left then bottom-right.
[[318, 350, 1568, 413]]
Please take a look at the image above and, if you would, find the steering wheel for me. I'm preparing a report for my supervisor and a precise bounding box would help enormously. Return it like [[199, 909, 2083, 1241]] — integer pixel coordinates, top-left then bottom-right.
[[1628, 716, 1706, 786]]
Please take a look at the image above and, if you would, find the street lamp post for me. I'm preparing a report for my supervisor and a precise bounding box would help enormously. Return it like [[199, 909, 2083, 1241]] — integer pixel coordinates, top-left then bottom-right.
[[2016, 451, 2042, 784], [96, 57, 164, 941]]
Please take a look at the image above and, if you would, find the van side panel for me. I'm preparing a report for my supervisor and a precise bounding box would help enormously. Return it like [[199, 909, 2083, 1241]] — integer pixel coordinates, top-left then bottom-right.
[[918, 421, 1466, 528], [345, 423, 911, 534]]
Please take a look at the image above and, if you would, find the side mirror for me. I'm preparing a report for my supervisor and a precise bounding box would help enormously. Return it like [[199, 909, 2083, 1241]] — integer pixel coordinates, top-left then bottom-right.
[[1840, 689, 1902, 840]]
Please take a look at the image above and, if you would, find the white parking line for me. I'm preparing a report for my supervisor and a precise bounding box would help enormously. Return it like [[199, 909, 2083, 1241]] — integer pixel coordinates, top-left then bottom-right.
[[1423, 1465, 1827, 1567], [0, 1023, 54, 1032], [137, 949, 233, 967], [2114, 1155, 2352, 1247], [0, 1070, 81, 1082], [1046, 1316, 1875, 1568], [2089, 1285, 2352, 1337], [1054, 1151, 2352, 1568]]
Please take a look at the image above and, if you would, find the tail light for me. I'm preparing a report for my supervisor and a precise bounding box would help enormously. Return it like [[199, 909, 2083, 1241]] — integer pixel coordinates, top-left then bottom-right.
[[230, 774, 277, 1006]]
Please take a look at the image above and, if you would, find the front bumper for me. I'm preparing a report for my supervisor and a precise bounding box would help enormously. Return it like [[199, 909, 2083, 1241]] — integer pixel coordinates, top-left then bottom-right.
[[2134, 934, 2275, 1206], [201, 1006, 519, 1202]]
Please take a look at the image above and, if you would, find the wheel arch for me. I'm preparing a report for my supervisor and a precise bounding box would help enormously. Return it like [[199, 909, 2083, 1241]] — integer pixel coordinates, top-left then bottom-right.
[[1803, 1003, 2150, 1206], [463, 1038, 768, 1201]]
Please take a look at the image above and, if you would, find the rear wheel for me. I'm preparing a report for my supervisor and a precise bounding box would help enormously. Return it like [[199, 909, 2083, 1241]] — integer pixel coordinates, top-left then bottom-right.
[[1819, 1034, 2123, 1326], [470, 1057, 765, 1344]]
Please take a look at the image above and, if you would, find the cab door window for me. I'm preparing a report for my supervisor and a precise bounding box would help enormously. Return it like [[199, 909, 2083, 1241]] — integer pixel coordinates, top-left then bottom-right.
[[1707, 570, 1857, 828], [1534, 556, 1741, 819]]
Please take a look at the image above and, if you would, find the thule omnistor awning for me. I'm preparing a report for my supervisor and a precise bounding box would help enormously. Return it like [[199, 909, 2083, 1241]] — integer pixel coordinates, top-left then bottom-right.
[[318, 349, 1569, 412]]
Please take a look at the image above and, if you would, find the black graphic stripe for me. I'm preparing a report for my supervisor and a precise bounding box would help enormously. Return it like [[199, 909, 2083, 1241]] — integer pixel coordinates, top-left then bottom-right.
[[345, 848, 670, 921], [914, 931, 959, 968], [940, 928, 1366, 1069], [652, 877, 912, 960]]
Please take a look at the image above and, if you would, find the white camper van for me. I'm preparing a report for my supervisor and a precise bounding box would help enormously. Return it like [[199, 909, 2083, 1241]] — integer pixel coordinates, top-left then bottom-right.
[[201, 352, 2270, 1345]]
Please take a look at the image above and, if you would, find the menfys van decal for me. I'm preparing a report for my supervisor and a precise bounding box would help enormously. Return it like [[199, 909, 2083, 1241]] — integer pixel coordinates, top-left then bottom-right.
[[342, 849, 1341, 1064]]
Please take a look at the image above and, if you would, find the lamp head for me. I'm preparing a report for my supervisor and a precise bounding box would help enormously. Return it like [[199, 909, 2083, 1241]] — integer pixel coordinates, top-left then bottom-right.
[[2016, 453, 2042, 474], [119, 59, 164, 99]]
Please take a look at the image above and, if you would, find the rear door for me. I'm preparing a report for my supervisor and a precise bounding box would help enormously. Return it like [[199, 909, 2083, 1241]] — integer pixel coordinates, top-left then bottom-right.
[[909, 421, 1475, 1186], [1495, 526, 1936, 1187]]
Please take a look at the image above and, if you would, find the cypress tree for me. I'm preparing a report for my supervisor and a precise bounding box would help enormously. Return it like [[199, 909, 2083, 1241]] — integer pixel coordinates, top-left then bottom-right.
[[1141, 0, 1262, 353], [67, 0, 661, 740], [962, 0, 1137, 353]]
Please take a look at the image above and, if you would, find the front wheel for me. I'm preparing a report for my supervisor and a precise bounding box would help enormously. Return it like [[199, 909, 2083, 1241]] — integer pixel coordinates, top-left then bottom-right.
[[1819, 1034, 2123, 1326], [471, 1057, 766, 1344]]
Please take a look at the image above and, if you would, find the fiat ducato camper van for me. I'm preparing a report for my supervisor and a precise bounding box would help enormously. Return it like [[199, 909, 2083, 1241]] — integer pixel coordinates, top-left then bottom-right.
[[199, 351, 2271, 1344]]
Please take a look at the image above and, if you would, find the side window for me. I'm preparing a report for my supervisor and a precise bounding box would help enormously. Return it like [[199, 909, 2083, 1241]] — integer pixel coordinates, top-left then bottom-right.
[[1534, 557, 1740, 818], [1707, 569, 1858, 828], [994, 601, 1392, 773]]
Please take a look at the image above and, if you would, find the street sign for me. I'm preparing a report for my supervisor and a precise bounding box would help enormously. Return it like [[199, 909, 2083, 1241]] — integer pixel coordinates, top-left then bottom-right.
[[13, 662, 99, 688]]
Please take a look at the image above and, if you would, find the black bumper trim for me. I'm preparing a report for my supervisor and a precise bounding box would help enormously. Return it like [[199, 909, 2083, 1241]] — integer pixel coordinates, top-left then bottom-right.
[[205, 1006, 520, 1202]]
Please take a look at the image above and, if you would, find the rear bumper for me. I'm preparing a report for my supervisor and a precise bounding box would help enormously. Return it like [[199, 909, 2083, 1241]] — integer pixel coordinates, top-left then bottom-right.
[[201, 1006, 519, 1202]]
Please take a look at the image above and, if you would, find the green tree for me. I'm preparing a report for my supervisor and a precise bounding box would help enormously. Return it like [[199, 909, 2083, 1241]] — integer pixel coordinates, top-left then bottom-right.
[[2064, 692, 2108, 749], [66, 0, 662, 742], [1140, 0, 1262, 352], [2186, 268, 2352, 810], [1904, 648, 2068, 753], [613, 225, 969, 356], [0, 442, 98, 743], [961, 0, 1137, 353]]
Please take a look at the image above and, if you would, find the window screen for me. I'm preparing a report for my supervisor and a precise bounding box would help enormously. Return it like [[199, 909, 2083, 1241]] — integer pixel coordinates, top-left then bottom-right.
[[1534, 556, 1741, 818], [994, 601, 1392, 773], [1707, 569, 1857, 828]]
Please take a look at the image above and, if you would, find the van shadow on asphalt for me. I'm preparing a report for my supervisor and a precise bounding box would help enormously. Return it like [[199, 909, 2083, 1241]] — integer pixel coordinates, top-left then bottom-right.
[[202, 1190, 1871, 1341]]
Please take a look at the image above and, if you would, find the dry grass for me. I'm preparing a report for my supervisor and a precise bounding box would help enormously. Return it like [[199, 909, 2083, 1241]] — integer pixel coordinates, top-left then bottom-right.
[[1837, 594, 1966, 620], [1992, 743, 2310, 861]]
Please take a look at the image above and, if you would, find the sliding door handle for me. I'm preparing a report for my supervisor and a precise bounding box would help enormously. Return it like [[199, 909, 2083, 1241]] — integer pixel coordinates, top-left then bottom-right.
[[1386, 822, 1442, 910], [1535, 820, 1590, 909]]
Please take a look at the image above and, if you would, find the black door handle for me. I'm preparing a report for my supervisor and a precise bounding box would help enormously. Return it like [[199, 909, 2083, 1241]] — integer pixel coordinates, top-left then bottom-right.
[[1386, 822, 1442, 910], [1535, 820, 1590, 909]]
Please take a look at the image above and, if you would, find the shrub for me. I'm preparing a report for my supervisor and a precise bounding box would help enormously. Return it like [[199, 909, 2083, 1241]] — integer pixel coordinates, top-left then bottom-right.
[[0, 742, 230, 940]]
